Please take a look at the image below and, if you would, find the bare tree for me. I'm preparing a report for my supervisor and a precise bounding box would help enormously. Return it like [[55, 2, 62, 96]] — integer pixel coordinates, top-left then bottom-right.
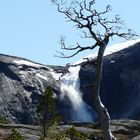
[[51, 0, 137, 139]]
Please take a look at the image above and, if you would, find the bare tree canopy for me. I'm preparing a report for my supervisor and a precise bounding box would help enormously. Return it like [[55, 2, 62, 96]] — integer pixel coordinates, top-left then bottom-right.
[[52, 0, 137, 58]]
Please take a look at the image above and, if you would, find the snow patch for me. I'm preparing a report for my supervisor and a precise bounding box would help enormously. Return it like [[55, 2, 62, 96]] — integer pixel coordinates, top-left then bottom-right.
[[74, 39, 140, 65], [103, 39, 140, 57], [13, 60, 43, 67], [36, 73, 48, 81]]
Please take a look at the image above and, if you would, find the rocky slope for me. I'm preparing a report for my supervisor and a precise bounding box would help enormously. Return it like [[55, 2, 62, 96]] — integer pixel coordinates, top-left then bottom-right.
[[80, 41, 140, 120], [0, 40, 140, 124], [0, 54, 66, 124], [0, 120, 140, 140]]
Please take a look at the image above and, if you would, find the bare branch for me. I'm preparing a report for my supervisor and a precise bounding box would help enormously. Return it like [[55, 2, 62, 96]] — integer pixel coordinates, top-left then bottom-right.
[[109, 29, 138, 40], [70, 57, 97, 68], [52, 0, 137, 58], [80, 31, 93, 38], [56, 37, 99, 58]]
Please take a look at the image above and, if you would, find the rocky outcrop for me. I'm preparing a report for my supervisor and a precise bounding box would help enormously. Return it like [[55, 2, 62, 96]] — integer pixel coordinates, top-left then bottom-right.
[[0, 119, 140, 140], [0, 40, 140, 124], [0, 54, 66, 124], [80, 42, 140, 120]]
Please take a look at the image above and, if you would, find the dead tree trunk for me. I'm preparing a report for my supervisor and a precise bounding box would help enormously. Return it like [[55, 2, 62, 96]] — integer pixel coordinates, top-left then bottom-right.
[[92, 42, 114, 140]]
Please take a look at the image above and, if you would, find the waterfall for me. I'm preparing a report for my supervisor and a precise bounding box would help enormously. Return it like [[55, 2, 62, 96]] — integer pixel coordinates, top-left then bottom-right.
[[60, 66, 93, 122]]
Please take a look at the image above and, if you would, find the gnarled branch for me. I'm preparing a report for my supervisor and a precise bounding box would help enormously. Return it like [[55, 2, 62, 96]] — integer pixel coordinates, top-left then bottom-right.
[[55, 36, 99, 58], [52, 0, 137, 59]]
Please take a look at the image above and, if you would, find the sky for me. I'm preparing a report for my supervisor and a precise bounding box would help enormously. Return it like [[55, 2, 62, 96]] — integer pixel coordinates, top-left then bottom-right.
[[0, 0, 139, 66]]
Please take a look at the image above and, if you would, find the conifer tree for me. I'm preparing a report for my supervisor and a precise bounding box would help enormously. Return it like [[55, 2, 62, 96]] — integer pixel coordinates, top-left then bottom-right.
[[37, 86, 57, 138]]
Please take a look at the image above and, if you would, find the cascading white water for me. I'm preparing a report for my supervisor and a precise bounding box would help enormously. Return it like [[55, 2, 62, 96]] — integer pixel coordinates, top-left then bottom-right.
[[60, 66, 93, 122]]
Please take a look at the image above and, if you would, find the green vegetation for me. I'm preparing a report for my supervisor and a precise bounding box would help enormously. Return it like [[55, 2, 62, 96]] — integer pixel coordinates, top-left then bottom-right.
[[39, 136, 45, 140], [66, 127, 87, 140], [39, 126, 88, 140], [46, 126, 66, 140], [0, 116, 9, 124], [37, 86, 62, 138], [6, 128, 24, 140], [37, 86, 88, 140]]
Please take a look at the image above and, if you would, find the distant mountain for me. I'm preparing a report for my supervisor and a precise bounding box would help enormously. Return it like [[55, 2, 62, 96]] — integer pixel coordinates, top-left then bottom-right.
[[0, 39, 140, 124]]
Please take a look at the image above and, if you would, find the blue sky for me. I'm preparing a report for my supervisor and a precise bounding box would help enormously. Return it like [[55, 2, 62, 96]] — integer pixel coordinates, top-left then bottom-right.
[[0, 0, 139, 66]]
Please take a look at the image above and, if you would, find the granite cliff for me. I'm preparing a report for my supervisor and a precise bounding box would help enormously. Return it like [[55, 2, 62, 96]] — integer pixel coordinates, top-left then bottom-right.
[[0, 40, 140, 124], [0, 54, 65, 124], [80, 40, 140, 120]]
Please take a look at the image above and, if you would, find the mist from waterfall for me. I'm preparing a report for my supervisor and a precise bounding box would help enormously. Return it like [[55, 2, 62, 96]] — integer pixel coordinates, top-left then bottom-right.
[[60, 66, 93, 122]]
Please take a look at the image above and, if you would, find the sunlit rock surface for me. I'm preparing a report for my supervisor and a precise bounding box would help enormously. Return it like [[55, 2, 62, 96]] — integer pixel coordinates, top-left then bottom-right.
[[0, 54, 65, 124]]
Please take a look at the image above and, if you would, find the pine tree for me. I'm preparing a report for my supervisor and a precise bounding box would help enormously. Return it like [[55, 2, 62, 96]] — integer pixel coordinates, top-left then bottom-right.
[[37, 86, 58, 138]]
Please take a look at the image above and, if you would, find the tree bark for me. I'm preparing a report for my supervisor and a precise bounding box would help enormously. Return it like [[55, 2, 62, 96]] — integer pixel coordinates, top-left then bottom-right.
[[92, 43, 115, 140]]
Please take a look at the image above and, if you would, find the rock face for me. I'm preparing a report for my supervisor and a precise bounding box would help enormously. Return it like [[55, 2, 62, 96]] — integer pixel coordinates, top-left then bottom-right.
[[0, 54, 67, 124], [80, 42, 140, 120], [0, 40, 140, 124]]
